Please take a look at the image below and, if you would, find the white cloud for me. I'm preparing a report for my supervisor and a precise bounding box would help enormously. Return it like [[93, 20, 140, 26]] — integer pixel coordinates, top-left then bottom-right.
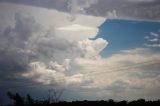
[[127, 0, 155, 2], [21, 37, 108, 85], [66, 73, 84, 85], [56, 24, 99, 41], [71, 48, 160, 99], [77, 38, 108, 59], [22, 60, 84, 85], [145, 44, 160, 47], [145, 32, 160, 47], [57, 24, 96, 31], [145, 32, 159, 41], [106, 10, 118, 19], [0, 3, 108, 86], [0, 3, 105, 41], [68, 0, 98, 20]]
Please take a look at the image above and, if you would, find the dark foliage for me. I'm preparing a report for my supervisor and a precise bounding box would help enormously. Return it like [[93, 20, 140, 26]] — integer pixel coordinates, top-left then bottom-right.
[[7, 92, 24, 106], [6, 92, 160, 106]]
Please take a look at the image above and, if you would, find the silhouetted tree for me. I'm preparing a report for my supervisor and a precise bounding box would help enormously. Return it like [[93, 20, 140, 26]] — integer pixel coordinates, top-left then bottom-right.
[[48, 88, 64, 103], [6, 91, 160, 106], [137, 98, 145, 103], [118, 100, 127, 106], [0, 98, 3, 106], [26, 94, 34, 105], [7, 92, 24, 106]]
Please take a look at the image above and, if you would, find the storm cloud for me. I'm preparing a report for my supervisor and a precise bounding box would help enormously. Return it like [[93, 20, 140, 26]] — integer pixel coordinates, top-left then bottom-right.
[[0, 1, 160, 103], [0, 3, 107, 88], [0, 0, 160, 20]]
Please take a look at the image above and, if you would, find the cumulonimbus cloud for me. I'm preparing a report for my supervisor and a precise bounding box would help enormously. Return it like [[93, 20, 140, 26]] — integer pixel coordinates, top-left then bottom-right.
[[0, 3, 107, 87], [1, 2, 160, 101]]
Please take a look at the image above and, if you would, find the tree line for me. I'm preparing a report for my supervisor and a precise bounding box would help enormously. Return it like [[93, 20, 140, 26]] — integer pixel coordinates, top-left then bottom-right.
[[2, 91, 160, 106]]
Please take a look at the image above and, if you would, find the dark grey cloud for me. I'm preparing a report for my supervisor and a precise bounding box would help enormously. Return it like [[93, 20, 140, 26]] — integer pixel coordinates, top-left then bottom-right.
[[0, 0, 69, 11], [85, 0, 160, 20], [0, 0, 160, 20], [0, 11, 92, 88], [0, 15, 41, 102], [0, 4, 107, 92], [0, 12, 70, 83], [0, 13, 38, 82], [0, 12, 72, 98]]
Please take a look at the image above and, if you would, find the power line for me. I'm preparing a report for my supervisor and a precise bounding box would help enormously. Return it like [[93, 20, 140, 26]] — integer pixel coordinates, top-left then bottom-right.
[[1, 59, 160, 89], [85, 59, 160, 75], [0, 59, 160, 89]]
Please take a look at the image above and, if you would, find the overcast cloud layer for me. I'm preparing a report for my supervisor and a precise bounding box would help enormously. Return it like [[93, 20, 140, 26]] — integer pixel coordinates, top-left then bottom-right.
[[0, 1, 160, 102], [1, 0, 160, 20]]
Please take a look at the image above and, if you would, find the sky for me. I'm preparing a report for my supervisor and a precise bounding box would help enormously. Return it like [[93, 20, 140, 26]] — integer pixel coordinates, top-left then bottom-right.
[[98, 19, 160, 57], [0, 0, 160, 104]]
